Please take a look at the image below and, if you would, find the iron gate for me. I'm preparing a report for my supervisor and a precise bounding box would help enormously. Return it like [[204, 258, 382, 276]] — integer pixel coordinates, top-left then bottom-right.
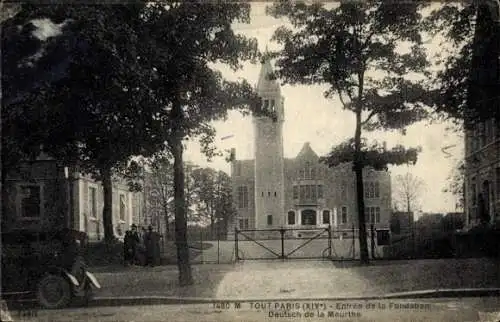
[[234, 225, 381, 261]]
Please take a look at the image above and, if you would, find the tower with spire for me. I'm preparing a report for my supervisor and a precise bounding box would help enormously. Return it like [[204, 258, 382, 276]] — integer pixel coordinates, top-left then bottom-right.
[[253, 56, 285, 229]]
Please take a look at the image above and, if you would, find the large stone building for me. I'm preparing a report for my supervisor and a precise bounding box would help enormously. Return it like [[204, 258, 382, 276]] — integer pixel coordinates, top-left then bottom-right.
[[464, 118, 500, 227], [230, 59, 391, 238]]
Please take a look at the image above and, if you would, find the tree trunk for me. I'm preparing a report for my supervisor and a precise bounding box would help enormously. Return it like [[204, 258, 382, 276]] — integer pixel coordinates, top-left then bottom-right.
[[101, 166, 114, 243], [171, 98, 193, 286], [354, 110, 369, 265]]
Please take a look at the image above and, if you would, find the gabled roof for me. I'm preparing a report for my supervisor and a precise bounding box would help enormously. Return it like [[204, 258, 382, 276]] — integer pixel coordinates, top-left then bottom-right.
[[296, 142, 318, 160]]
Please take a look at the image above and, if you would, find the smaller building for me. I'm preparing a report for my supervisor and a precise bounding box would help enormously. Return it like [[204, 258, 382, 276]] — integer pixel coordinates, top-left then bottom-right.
[[2, 157, 144, 242], [464, 118, 500, 227]]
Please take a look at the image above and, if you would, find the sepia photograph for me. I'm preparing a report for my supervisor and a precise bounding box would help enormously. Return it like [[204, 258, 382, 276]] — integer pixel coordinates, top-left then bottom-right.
[[1, 1, 500, 321]]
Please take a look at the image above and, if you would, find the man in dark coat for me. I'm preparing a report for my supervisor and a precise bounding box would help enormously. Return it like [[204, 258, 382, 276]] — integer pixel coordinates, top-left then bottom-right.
[[145, 225, 158, 267]]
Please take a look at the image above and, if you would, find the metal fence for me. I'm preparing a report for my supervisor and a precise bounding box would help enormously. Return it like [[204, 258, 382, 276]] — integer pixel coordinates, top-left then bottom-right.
[[154, 224, 498, 265]]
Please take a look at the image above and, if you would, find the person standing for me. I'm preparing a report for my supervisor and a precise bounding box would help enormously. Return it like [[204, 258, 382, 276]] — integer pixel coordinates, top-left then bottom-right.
[[129, 224, 140, 265]]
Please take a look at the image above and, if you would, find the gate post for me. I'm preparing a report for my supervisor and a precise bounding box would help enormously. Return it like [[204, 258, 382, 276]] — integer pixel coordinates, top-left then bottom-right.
[[370, 224, 375, 259], [280, 227, 286, 260], [328, 224, 332, 259], [235, 227, 239, 261]]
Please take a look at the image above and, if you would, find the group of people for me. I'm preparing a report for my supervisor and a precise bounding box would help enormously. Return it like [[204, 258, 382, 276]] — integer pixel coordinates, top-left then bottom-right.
[[123, 224, 160, 267]]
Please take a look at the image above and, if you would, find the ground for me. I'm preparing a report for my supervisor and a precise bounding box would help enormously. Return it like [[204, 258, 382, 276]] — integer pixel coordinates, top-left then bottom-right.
[[4, 258, 500, 321], [89, 258, 500, 300]]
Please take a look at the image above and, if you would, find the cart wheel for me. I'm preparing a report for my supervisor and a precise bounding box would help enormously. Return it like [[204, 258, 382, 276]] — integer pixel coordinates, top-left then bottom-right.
[[37, 274, 72, 309]]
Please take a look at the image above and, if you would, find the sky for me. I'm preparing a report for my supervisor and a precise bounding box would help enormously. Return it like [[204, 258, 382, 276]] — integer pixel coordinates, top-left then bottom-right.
[[183, 3, 465, 215]]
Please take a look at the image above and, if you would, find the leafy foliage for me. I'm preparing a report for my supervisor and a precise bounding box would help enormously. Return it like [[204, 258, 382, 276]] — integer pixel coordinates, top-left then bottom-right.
[[425, 1, 500, 126], [443, 159, 465, 211], [190, 168, 234, 233], [268, 1, 430, 263], [320, 139, 421, 171]]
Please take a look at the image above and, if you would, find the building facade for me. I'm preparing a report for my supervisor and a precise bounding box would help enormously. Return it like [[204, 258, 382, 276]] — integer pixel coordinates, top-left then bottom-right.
[[2, 156, 144, 242], [230, 60, 391, 238], [464, 118, 500, 227]]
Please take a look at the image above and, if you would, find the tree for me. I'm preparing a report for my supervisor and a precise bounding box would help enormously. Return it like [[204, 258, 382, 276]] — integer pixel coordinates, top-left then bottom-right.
[[138, 2, 260, 285], [267, 1, 431, 264], [147, 155, 175, 239], [443, 159, 465, 211], [393, 172, 425, 215], [2, 3, 165, 242], [425, 1, 500, 126], [191, 168, 234, 236]]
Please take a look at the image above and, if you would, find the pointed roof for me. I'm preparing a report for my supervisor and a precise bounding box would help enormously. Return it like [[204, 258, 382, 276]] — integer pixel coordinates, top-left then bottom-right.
[[296, 142, 318, 159], [256, 56, 281, 95]]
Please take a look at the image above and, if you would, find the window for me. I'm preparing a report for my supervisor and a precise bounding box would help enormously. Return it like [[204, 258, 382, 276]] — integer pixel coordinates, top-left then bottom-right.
[[270, 99, 275, 112], [238, 186, 248, 208], [300, 185, 306, 199], [239, 219, 249, 230], [293, 186, 299, 199], [305, 185, 311, 199], [365, 182, 380, 198], [268, 191, 271, 197], [263, 99, 269, 110], [89, 187, 98, 218], [311, 185, 316, 199], [267, 215, 273, 226], [341, 206, 348, 224], [288, 211, 295, 225], [322, 210, 330, 225], [341, 181, 347, 199], [310, 168, 316, 179], [274, 191, 277, 197], [317, 185, 323, 199], [235, 163, 242, 176], [299, 169, 305, 179], [119, 194, 126, 221], [18, 185, 42, 219], [365, 207, 381, 223]]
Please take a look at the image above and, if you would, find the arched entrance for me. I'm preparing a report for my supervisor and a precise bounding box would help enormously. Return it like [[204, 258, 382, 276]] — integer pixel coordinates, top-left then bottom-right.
[[301, 209, 316, 225]]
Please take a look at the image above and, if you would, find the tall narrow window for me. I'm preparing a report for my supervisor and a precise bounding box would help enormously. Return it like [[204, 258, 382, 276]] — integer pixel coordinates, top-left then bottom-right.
[[293, 186, 299, 199], [119, 194, 126, 221], [238, 186, 248, 208], [471, 179, 477, 206], [270, 99, 275, 112], [322, 210, 330, 225], [341, 181, 347, 199], [288, 211, 295, 225], [375, 207, 381, 223], [19, 185, 41, 219], [300, 185, 306, 200], [89, 187, 97, 218], [317, 185, 323, 199], [244, 219, 249, 229], [311, 185, 317, 199], [374, 182, 380, 198], [267, 215, 273, 226], [263, 99, 269, 110], [310, 168, 316, 179], [341, 206, 348, 224]]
